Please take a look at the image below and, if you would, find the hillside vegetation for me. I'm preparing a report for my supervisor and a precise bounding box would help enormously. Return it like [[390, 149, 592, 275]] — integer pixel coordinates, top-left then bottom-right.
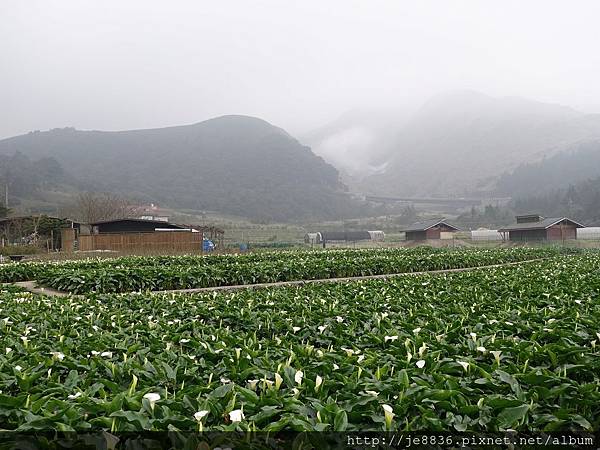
[[513, 177, 600, 226], [0, 116, 369, 222], [497, 141, 600, 197]]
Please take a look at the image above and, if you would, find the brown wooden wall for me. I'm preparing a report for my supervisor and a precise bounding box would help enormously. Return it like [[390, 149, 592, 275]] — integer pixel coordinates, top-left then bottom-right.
[[60, 228, 76, 253], [547, 224, 577, 240], [509, 223, 578, 241], [405, 231, 427, 241], [78, 231, 202, 253], [508, 229, 547, 241], [425, 228, 441, 239]]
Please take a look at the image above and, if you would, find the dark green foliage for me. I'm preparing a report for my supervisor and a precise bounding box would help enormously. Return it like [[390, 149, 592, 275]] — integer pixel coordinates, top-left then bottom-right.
[[0, 253, 599, 431], [27, 247, 562, 294], [0, 244, 39, 256]]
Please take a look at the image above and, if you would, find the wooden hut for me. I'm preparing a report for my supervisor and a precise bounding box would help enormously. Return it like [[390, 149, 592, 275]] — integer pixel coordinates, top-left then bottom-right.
[[498, 215, 584, 242], [401, 219, 460, 241]]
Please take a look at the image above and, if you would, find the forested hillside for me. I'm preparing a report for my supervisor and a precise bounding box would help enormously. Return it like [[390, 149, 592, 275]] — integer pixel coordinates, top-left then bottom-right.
[[514, 177, 600, 226], [0, 152, 76, 201], [0, 116, 371, 222], [496, 141, 600, 197]]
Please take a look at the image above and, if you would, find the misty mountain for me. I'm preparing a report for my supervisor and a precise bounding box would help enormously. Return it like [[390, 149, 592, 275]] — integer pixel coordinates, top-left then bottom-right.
[[302, 108, 410, 179], [496, 141, 600, 197], [359, 91, 600, 197], [0, 116, 366, 222]]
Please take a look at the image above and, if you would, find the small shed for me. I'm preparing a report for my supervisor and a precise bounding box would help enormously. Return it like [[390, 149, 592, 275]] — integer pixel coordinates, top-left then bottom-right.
[[304, 230, 385, 247], [304, 233, 321, 245], [498, 215, 585, 242], [401, 219, 460, 241], [90, 218, 187, 234]]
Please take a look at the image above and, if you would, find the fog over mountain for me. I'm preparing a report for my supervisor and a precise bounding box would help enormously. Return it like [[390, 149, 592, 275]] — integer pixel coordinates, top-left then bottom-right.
[[302, 108, 410, 179], [4, 90, 600, 223], [346, 91, 600, 197], [3, 1, 600, 140], [4, 1, 600, 222]]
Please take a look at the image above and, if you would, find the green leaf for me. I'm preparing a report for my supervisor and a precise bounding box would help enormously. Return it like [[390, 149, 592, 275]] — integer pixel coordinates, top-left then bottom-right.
[[497, 404, 529, 429], [333, 410, 348, 431]]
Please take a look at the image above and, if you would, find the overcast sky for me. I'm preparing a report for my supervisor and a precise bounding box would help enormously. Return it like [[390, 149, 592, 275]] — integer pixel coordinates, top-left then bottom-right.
[[2, 0, 600, 139]]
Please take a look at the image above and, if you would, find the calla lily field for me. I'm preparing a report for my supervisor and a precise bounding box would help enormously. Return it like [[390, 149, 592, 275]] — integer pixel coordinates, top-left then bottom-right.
[[0, 248, 599, 432], [1, 247, 565, 294]]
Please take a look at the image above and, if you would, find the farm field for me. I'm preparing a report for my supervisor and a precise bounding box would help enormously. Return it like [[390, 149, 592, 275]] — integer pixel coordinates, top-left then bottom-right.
[[1, 247, 563, 294], [0, 251, 599, 432]]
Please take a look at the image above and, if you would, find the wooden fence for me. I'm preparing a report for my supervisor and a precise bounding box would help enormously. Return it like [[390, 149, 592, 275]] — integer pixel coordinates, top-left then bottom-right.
[[78, 231, 202, 253]]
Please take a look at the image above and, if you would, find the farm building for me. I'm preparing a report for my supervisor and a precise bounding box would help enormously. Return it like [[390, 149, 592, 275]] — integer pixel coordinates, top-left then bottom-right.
[[304, 230, 385, 247], [401, 219, 460, 241], [65, 218, 225, 253], [498, 215, 585, 242], [137, 203, 170, 222]]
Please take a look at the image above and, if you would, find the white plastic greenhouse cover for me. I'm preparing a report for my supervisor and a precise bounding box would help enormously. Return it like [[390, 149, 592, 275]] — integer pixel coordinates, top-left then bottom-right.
[[471, 230, 503, 241], [577, 227, 600, 240]]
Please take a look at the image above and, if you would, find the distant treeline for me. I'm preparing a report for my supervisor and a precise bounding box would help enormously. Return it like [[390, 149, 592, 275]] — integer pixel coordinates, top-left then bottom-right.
[[494, 141, 600, 226], [0, 152, 72, 204], [514, 178, 600, 226], [497, 141, 600, 197]]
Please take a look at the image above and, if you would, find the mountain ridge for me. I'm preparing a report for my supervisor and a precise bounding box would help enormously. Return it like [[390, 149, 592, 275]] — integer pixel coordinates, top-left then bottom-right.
[[356, 91, 600, 197], [0, 115, 368, 222]]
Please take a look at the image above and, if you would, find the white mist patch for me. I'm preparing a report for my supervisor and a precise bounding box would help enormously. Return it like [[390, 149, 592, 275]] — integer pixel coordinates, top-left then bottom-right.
[[312, 127, 387, 177]]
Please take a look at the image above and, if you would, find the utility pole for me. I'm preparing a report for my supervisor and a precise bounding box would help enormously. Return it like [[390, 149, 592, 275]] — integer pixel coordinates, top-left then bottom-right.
[[4, 183, 7, 208]]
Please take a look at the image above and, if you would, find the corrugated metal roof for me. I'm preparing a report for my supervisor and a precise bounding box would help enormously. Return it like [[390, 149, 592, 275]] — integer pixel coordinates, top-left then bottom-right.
[[400, 219, 460, 233], [498, 217, 585, 232], [89, 218, 188, 229]]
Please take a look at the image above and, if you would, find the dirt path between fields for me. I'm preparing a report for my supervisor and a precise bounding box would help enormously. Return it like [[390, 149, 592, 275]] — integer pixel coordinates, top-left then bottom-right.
[[11, 281, 74, 297], [8, 257, 549, 297]]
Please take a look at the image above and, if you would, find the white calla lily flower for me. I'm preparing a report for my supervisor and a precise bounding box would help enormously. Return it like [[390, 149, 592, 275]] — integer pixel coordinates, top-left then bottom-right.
[[382, 404, 395, 429], [315, 375, 323, 392], [143, 392, 161, 410], [194, 410, 209, 421], [229, 409, 244, 423]]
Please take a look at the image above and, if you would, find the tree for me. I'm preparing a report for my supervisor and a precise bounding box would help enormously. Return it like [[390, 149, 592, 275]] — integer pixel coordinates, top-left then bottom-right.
[[397, 205, 418, 225], [71, 192, 140, 224]]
